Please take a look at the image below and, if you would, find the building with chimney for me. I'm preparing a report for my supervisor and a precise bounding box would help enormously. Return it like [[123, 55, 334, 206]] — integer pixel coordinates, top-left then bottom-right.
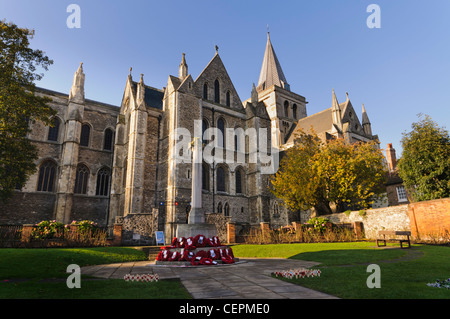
[[0, 33, 380, 242], [384, 143, 410, 206]]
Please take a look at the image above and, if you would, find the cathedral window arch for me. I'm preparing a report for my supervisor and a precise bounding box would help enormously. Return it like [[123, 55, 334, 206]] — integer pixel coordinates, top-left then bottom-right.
[[96, 166, 111, 196], [74, 164, 90, 194], [284, 101, 289, 118], [214, 79, 220, 104], [80, 123, 91, 147], [103, 128, 114, 151], [203, 83, 208, 100], [202, 162, 210, 191], [37, 159, 57, 192], [224, 203, 230, 217], [216, 165, 228, 193], [47, 116, 61, 142], [202, 118, 209, 144], [217, 117, 225, 148], [226, 90, 231, 107], [235, 166, 245, 194], [292, 104, 297, 119], [217, 202, 223, 214]]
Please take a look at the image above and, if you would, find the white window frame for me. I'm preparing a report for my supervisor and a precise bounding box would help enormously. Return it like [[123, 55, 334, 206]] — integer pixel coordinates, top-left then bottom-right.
[[396, 185, 408, 202]]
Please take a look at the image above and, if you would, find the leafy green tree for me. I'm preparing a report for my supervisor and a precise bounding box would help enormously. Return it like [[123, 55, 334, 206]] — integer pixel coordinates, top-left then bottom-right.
[[270, 129, 386, 215], [0, 20, 55, 202], [397, 114, 450, 202]]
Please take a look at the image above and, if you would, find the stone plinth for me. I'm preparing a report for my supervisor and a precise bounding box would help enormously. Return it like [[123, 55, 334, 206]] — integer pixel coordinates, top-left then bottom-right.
[[176, 223, 217, 239]]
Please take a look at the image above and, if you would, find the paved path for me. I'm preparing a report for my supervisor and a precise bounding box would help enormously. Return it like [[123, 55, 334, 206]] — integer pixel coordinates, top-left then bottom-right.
[[81, 258, 339, 299]]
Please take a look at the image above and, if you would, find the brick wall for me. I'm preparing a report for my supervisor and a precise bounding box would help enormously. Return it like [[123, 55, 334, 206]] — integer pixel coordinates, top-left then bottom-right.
[[408, 197, 450, 240]]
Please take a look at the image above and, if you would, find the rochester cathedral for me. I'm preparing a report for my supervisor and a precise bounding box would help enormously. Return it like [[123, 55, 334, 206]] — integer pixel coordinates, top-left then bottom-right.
[[0, 33, 378, 242]]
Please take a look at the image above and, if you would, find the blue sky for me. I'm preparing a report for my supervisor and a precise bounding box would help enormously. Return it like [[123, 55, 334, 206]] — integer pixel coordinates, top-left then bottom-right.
[[1, 0, 449, 156]]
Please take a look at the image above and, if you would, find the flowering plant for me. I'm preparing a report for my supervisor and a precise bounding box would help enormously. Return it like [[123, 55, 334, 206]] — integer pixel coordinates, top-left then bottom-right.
[[427, 278, 450, 289], [71, 220, 100, 235], [124, 274, 159, 282], [272, 268, 321, 279], [306, 217, 330, 233], [31, 220, 66, 239]]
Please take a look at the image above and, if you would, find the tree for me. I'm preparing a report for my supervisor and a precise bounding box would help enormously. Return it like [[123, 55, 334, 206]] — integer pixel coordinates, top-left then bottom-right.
[[397, 114, 450, 202], [270, 129, 386, 215], [0, 20, 55, 202]]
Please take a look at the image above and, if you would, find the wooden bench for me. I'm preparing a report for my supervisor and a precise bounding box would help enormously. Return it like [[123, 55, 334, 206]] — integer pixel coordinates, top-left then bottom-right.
[[376, 231, 411, 249]]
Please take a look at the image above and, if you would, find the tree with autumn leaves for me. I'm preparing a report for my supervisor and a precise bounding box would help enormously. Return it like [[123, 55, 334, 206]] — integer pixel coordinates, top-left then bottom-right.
[[270, 130, 387, 215]]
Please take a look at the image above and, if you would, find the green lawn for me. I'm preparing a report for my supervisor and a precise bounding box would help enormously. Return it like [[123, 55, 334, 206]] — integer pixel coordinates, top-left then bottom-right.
[[1, 243, 448, 299], [232, 242, 450, 299], [0, 247, 191, 299]]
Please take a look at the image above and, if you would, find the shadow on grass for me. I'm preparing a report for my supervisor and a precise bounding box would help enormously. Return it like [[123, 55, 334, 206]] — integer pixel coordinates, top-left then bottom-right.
[[287, 248, 409, 267]]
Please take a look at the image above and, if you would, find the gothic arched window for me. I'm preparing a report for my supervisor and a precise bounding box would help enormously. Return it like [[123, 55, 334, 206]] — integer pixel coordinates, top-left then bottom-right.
[[216, 166, 226, 192], [284, 101, 289, 118], [226, 91, 231, 107], [217, 118, 225, 148], [224, 203, 230, 217], [292, 104, 297, 119], [202, 163, 210, 191], [217, 202, 223, 214], [214, 79, 220, 104], [37, 160, 57, 192], [96, 167, 111, 196], [235, 169, 243, 194], [202, 119, 208, 144], [47, 117, 60, 142], [74, 164, 89, 194], [203, 83, 208, 100], [80, 124, 91, 147], [103, 128, 113, 151]]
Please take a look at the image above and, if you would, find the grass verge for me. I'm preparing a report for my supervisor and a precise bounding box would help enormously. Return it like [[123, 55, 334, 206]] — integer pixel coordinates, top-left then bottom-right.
[[232, 242, 449, 299], [0, 247, 191, 299]]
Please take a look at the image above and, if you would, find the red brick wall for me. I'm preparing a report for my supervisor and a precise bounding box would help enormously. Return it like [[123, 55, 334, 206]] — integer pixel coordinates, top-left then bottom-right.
[[408, 197, 450, 240]]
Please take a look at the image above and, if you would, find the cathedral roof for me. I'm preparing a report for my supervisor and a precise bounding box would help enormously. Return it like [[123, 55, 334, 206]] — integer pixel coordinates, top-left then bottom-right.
[[130, 81, 164, 110], [256, 32, 290, 92]]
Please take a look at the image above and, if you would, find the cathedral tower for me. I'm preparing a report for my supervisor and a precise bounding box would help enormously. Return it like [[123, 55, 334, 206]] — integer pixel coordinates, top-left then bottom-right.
[[255, 32, 307, 148]]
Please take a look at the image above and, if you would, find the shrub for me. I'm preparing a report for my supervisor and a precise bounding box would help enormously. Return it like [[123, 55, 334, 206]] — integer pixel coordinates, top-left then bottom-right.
[[306, 217, 331, 233], [31, 220, 66, 240]]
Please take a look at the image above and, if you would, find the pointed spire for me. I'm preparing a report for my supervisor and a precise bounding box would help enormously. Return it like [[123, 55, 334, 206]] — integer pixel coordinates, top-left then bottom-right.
[[257, 32, 289, 92], [331, 89, 342, 130], [136, 73, 145, 108], [179, 53, 188, 80], [69, 62, 85, 103], [362, 103, 371, 125], [251, 83, 258, 105], [332, 89, 339, 110], [362, 103, 372, 136], [128, 67, 133, 79]]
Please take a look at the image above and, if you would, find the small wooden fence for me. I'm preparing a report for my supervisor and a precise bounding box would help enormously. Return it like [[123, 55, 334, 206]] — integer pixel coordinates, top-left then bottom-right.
[[0, 224, 117, 248]]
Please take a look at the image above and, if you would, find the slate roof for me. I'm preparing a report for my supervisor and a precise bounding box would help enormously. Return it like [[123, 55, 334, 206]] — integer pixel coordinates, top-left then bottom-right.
[[131, 81, 164, 110]]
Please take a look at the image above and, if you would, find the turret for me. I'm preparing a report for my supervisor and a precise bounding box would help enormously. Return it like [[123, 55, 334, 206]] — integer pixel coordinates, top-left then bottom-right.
[[331, 89, 342, 131], [179, 53, 188, 80], [69, 62, 85, 103], [362, 104, 372, 136]]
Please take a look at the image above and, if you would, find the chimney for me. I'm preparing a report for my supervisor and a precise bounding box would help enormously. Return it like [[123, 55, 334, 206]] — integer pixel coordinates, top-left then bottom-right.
[[385, 143, 397, 172]]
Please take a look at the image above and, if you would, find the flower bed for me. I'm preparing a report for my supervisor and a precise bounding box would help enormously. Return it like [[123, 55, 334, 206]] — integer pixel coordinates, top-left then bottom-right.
[[155, 234, 236, 266], [124, 274, 159, 282], [427, 278, 450, 289], [272, 268, 321, 279]]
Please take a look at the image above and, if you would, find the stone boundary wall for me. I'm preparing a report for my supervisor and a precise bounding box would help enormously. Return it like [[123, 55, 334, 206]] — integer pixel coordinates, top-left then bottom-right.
[[320, 205, 410, 240], [115, 210, 158, 245], [408, 197, 450, 240]]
